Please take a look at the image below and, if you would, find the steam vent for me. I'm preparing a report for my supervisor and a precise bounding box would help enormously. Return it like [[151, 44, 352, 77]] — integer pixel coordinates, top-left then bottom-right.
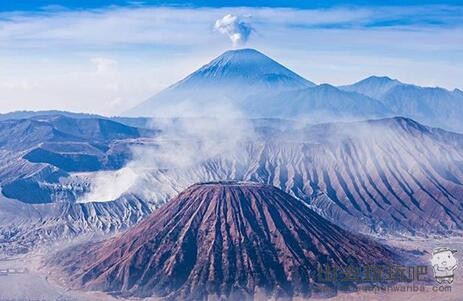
[[50, 181, 400, 300]]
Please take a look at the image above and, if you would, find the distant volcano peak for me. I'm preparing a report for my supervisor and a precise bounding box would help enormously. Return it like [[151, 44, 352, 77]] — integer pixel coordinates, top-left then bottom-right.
[[206, 48, 276, 67], [188, 48, 312, 85], [217, 47, 265, 58], [124, 48, 316, 117]]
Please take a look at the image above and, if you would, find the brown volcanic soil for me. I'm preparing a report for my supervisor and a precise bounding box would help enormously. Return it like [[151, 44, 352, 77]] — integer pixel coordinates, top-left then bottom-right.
[[50, 181, 401, 300]]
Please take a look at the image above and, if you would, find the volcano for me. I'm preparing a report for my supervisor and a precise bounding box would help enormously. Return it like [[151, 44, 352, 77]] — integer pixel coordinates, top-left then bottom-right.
[[125, 49, 315, 117], [51, 181, 399, 300], [125, 48, 389, 121], [125, 48, 463, 131]]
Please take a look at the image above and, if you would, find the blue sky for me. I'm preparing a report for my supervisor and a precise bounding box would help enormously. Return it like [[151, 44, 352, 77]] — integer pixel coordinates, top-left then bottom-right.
[[0, 1, 462, 114], [1, 0, 463, 11]]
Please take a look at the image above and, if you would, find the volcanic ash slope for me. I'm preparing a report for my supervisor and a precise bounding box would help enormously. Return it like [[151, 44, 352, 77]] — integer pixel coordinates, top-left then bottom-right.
[[50, 181, 401, 300]]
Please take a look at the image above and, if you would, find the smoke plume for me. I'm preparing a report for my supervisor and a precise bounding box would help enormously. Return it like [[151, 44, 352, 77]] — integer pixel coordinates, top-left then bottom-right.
[[78, 102, 256, 203], [214, 14, 253, 47]]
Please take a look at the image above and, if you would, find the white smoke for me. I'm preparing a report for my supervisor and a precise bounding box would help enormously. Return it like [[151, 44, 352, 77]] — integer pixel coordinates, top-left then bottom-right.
[[77, 102, 256, 203], [77, 167, 138, 203], [214, 14, 253, 47]]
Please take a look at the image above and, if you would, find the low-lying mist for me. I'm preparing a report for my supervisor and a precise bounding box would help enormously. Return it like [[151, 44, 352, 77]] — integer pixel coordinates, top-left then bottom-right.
[[46, 100, 463, 234], [78, 102, 256, 203]]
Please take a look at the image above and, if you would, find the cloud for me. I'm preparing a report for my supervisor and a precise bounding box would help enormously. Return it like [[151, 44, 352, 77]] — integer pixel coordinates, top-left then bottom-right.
[[91, 57, 118, 74], [0, 5, 462, 114], [215, 14, 253, 46]]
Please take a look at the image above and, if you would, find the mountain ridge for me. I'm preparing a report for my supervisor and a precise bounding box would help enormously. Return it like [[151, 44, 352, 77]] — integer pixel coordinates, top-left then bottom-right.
[[1, 115, 463, 255], [126, 48, 316, 117], [125, 49, 392, 121], [125, 48, 463, 132], [339, 75, 402, 99]]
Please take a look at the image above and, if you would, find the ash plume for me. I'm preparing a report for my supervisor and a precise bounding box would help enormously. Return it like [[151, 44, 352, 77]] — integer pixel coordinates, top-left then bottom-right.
[[214, 14, 253, 47]]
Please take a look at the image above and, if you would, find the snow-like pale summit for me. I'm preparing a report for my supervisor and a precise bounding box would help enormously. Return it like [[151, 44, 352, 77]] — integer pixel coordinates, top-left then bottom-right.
[[125, 48, 463, 132], [185, 48, 313, 86], [125, 48, 316, 117], [125, 48, 389, 120]]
